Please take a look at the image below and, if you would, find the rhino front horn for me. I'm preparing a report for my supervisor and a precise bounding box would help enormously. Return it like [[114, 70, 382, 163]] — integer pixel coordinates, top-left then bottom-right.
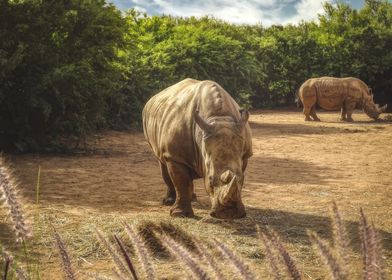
[[239, 109, 250, 124], [380, 104, 388, 113], [220, 176, 238, 205]]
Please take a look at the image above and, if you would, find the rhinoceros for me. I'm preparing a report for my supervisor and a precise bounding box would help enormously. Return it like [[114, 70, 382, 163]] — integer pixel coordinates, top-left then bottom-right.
[[297, 77, 387, 121], [142, 78, 252, 219]]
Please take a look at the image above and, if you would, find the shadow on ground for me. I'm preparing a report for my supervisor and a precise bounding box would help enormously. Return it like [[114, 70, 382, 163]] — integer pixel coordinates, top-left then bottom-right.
[[246, 155, 337, 186], [249, 121, 375, 135], [199, 206, 392, 256]]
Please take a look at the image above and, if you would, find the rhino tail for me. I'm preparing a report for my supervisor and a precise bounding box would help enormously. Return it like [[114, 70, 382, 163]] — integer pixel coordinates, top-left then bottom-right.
[[295, 90, 302, 108]]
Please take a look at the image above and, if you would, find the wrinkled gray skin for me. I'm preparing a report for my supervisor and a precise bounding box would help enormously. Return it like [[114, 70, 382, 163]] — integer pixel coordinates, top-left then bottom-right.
[[143, 78, 252, 219]]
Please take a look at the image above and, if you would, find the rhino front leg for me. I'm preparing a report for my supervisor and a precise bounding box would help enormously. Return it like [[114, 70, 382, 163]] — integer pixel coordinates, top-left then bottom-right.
[[340, 107, 347, 121], [345, 102, 356, 122], [160, 162, 176, 206], [166, 161, 194, 217]]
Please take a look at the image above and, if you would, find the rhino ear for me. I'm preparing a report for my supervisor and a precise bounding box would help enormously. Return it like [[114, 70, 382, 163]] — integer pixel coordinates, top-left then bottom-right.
[[194, 110, 213, 133], [239, 109, 250, 124]]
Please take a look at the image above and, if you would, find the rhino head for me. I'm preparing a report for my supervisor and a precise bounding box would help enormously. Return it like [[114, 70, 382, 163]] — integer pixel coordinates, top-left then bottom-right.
[[363, 94, 387, 120], [195, 110, 249, 219]]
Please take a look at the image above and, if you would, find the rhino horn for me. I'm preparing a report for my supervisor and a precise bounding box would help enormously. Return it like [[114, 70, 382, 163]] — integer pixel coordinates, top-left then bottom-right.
[[239, 109, 250, 124], [194, 110, 213, 133], [220, 170, 234, 184], [220, 175, 238, 205]]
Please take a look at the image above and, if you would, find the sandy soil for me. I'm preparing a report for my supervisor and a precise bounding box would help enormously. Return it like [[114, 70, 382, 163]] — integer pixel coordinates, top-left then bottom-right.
[[2, 109, 392, 279]]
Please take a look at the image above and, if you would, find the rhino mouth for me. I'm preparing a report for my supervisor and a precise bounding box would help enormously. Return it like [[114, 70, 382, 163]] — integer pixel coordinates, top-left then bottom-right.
[[210, 201, 246, 219], [210, 206, 246, 219]]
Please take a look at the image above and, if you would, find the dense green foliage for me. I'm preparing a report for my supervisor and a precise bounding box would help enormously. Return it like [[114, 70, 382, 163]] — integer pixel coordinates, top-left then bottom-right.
[[1, 0, 391, 151], [0, 0, 125, 150]]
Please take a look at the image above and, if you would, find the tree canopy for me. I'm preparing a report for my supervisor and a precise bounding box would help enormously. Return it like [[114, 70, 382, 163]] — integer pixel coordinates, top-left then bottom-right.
[[1, 0, 391, 151]]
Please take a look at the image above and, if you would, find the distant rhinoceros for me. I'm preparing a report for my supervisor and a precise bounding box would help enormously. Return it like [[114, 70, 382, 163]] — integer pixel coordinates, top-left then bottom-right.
[[297, 77, 387, 121], [143, 78, 252, 219]]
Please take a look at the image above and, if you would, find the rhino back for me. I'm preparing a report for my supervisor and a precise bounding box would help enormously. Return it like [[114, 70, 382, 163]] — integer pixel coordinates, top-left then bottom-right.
[[143, 79, 252, 175], [143, 78, 200, 167]]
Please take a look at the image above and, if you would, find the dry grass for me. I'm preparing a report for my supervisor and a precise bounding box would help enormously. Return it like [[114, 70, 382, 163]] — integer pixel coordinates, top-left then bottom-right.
[[1, 110, 392, 279]]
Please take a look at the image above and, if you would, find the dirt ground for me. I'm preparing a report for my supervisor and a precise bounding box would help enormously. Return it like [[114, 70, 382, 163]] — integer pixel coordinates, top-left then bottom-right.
[[2, 109, 392, 279]]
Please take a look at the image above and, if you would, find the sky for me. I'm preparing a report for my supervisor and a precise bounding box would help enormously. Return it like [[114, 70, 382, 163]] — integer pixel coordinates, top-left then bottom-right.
[[110, 0, 366, 26]]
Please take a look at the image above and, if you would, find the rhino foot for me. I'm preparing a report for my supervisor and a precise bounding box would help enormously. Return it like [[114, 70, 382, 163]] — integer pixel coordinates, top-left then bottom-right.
[[191, 193, 197, 201], [346, 117, 354, 122], [162, 195, 176, 206], [170, 205, 194, 218]]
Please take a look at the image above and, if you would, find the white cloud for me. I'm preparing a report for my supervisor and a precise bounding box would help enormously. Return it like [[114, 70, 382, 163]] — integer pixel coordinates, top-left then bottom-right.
[[114, 0, 337, 26], [283, 0, 333, 24], [145, 0, 279, 25], [133, 5, 147, 13]]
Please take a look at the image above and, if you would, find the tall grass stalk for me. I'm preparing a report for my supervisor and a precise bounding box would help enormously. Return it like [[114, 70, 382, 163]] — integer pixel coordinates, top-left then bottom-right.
[[95, 229, 130, 279], [53, 229, 76, 280], [214, 238, 257, 280], [0, 156, 32, 242], [35, 166, 41, 205], [113, 234, 138, 280], [256, 225, 282, 280], [158, 233, 209, 280], [124, 223, 155, 280], [308, 230, 346, 280]]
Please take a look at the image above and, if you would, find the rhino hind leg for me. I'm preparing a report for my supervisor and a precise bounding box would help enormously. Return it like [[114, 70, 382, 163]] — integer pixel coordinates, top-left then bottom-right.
[[160, 162, 176, 206], [303, 106, 312, 121], [166, 161, 195, 218], [310, 106, 321, 121]]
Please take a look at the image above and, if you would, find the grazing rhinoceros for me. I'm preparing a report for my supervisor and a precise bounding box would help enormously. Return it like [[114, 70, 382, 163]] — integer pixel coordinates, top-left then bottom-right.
[[297, 77, 387, 122], [142, 78, 252, 219]]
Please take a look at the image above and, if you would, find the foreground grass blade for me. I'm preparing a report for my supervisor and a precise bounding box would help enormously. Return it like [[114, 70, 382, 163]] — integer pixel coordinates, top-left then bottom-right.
[[113, 234, 138, 280], [53, 229, 77, 280]]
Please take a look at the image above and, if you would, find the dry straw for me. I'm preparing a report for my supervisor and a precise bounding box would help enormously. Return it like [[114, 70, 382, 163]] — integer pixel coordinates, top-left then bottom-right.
[[0, 156, 32, 242]]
